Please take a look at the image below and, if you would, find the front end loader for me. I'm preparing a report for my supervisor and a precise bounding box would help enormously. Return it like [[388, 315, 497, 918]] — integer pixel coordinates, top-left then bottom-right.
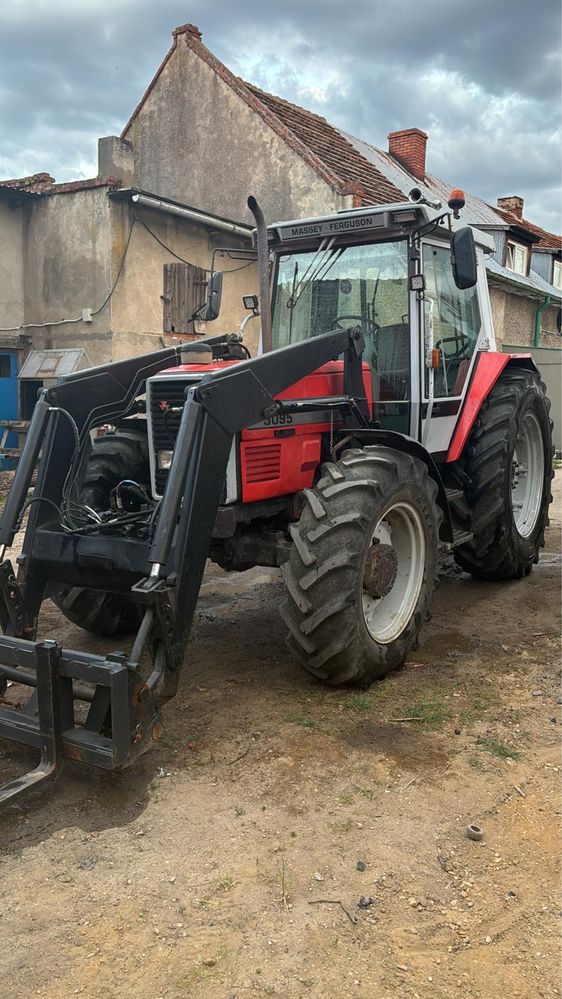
[[0, 192, 553, 806]]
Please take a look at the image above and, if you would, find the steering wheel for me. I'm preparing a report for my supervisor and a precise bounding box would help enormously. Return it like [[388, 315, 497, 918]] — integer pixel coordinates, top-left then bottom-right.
[[434, 332, 472, 362], [334, 314, 365, 329]]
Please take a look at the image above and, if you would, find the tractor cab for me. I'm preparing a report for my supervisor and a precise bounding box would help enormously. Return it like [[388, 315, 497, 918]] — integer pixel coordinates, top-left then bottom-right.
[[263, 197, 495, 449]]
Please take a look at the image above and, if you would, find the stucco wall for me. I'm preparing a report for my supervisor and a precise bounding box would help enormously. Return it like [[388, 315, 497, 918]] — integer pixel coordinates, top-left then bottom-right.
[[21, 188, 113, 365], [0, 200, 25, 331], [124, 42, 343, 226], [109, 200, 258, 359]]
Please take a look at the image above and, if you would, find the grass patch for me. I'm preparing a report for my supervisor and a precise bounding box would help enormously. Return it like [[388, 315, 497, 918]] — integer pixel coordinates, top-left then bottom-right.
[[467, 754, 486, 770], [476, 736, 521, 761], [284, 712, 317, 728], [404, 701, 449, 730], [340, 693, 374, 712]]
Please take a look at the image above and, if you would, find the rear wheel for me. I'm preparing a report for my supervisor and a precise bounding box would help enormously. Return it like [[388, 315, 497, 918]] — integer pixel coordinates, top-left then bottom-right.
[[451, 367, 553, 579], [52, 427, 150, 636], [281, 446, 441, 687]]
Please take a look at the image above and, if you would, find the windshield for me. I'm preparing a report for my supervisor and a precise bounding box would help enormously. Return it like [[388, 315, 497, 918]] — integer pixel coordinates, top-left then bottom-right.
[[271, 240, 410, 409]]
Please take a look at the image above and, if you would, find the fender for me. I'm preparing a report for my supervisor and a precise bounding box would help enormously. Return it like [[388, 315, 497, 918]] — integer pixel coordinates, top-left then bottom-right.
[[446, 351, 539, 463], [337, 428, 454, 542]]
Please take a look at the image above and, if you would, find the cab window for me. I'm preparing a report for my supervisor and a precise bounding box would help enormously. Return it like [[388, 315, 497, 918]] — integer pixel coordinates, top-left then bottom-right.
[[422, 243, 481, 398]]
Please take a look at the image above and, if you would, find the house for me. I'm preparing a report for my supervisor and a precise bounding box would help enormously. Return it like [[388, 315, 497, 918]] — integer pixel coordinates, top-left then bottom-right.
[[0, 151, 258, 460], [1, 21, 560, 449]]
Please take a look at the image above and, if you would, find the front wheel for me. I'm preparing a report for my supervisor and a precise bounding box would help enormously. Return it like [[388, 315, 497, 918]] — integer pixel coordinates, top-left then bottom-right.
[[281, 446, 442, 688]]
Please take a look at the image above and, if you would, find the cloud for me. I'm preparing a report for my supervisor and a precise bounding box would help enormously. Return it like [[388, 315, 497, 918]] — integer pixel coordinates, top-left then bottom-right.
[[0, 0, 559, 229]]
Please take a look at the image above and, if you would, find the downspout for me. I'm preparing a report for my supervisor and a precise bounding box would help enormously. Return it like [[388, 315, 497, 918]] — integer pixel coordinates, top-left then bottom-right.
[[534, 294, 551, 348]]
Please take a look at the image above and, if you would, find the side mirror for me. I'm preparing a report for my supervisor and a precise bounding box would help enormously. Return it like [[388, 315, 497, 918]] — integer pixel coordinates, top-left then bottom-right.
[[204, 271, 223, 321], [451, 227, 477, 290]]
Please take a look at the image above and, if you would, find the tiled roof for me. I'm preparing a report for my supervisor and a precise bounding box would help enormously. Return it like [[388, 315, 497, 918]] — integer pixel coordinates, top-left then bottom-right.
[[494, 207, 561, 251], [243, 83, 404, 206], [0, 172, 55, 194]]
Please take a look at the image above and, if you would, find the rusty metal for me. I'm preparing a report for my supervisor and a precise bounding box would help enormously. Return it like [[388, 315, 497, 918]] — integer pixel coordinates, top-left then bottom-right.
[[363, 542, 398, 600]]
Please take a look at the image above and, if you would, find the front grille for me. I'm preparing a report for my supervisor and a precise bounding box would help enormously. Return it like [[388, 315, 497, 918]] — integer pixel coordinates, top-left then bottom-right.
[[245, 442, 282, 483], [149, 377, 194, 495]]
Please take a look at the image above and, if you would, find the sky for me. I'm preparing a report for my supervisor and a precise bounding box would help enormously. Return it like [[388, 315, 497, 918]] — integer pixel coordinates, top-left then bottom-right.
[[0, 0, 560, 230]]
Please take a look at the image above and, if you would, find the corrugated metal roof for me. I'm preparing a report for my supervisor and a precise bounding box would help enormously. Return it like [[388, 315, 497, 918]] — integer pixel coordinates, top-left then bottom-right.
[[18, 348, 91, 380], [338, 130, 505, 226], [486, 257, 562, 302]]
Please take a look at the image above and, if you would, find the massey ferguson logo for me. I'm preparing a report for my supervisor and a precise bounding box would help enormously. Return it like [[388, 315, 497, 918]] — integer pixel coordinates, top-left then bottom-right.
[[159, 400, 170, 412]]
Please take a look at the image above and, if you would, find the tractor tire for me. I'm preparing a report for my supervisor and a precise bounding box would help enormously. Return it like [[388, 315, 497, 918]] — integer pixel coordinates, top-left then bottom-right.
[[450, 367, 553, 580], [52, 426, 150, 636], [281, 446, 441, 688]]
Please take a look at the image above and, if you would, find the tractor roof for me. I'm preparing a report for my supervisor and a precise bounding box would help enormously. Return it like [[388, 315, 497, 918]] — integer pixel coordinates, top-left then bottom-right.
[[265, 201, 495, 253]]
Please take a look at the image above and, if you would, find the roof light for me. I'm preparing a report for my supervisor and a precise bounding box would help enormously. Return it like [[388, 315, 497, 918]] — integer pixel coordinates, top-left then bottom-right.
[[448, 189, 466, 219]]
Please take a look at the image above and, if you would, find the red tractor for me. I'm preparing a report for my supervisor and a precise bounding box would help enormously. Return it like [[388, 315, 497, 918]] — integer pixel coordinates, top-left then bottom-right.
[[0, 191, 553, 804]]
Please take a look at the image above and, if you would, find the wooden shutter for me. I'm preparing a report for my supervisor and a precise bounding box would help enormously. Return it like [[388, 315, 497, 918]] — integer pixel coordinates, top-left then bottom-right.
[[163, 263, 208, 333]]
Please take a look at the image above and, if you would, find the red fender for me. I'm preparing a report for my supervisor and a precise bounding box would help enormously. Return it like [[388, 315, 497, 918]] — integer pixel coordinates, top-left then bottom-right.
[[446, 351, 537, 463]]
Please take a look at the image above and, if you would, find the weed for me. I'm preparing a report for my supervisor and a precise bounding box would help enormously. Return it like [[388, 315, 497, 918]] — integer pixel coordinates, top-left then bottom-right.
[[215, 871, 236, 891], [337, 791, 354, 805], [285, 712, 317, 728], [340, 693, 374, 712], [476, 736, 521, 761], [404, 701, 449, 730], [234, 805, 245, 817], [198, 896, 211, 910], [467, 755, 486, 770], [355, 785, 377, 799]]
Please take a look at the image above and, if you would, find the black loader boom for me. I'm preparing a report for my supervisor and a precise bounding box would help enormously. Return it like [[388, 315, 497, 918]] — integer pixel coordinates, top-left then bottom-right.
[[0, 324, 366, 806]]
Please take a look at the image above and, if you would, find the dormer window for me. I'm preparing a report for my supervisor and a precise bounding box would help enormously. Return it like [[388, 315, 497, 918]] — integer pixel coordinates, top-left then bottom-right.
[[505, 240, 527, 275]]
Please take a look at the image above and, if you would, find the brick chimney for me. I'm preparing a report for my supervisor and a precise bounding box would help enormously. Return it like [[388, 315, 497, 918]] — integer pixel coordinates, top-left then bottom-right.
[[388, 128, 428, 180], [497, 195, 524, 219], [173, 23, 202, 41]]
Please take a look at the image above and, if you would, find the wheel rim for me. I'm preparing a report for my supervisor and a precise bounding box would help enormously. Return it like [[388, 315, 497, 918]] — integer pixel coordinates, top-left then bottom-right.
[[361, 502, 426, 645], [511, 411, 544, 538]]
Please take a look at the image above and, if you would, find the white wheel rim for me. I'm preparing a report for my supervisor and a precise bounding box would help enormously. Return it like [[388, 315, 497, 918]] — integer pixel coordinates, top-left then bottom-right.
[[512, 411, 544, 538], [361, 501, 426, 645]]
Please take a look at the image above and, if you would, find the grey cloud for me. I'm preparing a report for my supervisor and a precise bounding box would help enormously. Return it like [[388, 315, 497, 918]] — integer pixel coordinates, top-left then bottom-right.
[[0, 0, 559, 229]]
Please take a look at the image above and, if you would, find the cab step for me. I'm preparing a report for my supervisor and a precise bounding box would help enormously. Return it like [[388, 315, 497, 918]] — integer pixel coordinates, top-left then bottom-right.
[[450, 529, 474, 549], [445, 487, 465, 503]]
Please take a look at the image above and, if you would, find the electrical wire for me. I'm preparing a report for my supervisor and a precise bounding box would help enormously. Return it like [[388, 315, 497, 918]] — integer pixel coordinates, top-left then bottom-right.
[[0, 217, 138, 332]]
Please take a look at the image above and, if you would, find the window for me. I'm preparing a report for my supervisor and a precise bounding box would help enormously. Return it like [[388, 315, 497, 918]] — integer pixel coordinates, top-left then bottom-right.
[[0, 356, 11, 378], [553, 259, 562, 290], [162, 262, 208, 333], [271, 239, 411, 431], [505, 241, 527, 275], [422, 243, 481, 398]]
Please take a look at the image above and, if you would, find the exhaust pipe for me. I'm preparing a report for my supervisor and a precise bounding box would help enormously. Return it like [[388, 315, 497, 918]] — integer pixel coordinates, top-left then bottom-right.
[[247, 196, 273, 353], [408, 187, 442, 210]]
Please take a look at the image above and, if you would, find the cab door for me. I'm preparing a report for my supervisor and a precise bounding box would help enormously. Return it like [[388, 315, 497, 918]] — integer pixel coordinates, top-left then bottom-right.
[[420, 240, 483, 456], [0, 350, 18, 469]]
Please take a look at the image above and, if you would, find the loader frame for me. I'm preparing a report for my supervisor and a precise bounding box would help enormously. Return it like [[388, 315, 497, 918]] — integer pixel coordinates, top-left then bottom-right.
[[0, 323, 380, 805]]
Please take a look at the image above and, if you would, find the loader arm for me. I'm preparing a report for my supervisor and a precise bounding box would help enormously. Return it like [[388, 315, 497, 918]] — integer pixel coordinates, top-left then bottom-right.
[[0, 325, 365, 806]]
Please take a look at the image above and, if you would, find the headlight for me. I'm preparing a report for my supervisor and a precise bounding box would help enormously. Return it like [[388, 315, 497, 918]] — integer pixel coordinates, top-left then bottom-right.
[[157, 449, 173, 470]]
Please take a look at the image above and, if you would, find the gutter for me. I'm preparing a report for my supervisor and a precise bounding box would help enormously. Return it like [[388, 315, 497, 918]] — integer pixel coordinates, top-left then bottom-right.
[[130, 193, 251, 237], [534, 294, 552, 348]]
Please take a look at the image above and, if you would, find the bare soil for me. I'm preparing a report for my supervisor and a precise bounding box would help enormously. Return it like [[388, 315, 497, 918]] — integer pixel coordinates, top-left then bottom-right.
[[0, 476, 560, 999]]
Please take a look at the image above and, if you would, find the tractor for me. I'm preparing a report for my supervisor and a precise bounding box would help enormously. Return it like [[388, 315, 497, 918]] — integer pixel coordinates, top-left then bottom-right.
[[0, 191, 553, 805]]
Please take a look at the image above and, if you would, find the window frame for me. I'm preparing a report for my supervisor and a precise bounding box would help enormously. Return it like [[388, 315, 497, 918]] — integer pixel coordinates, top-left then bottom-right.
[[420, 237, 483, 403], [553, 259, 562, 290], [505, 239, 528, 276]]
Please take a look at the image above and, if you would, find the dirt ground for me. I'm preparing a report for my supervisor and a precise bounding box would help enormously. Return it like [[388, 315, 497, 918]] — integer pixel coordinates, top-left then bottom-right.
[[0, 475, 559, 999]]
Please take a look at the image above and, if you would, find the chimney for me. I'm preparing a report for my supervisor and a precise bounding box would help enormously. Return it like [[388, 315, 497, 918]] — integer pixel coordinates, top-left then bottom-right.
[[388, 128, 428, 180], [173, 23, 202, 41], [497, 196, 524, 219]]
